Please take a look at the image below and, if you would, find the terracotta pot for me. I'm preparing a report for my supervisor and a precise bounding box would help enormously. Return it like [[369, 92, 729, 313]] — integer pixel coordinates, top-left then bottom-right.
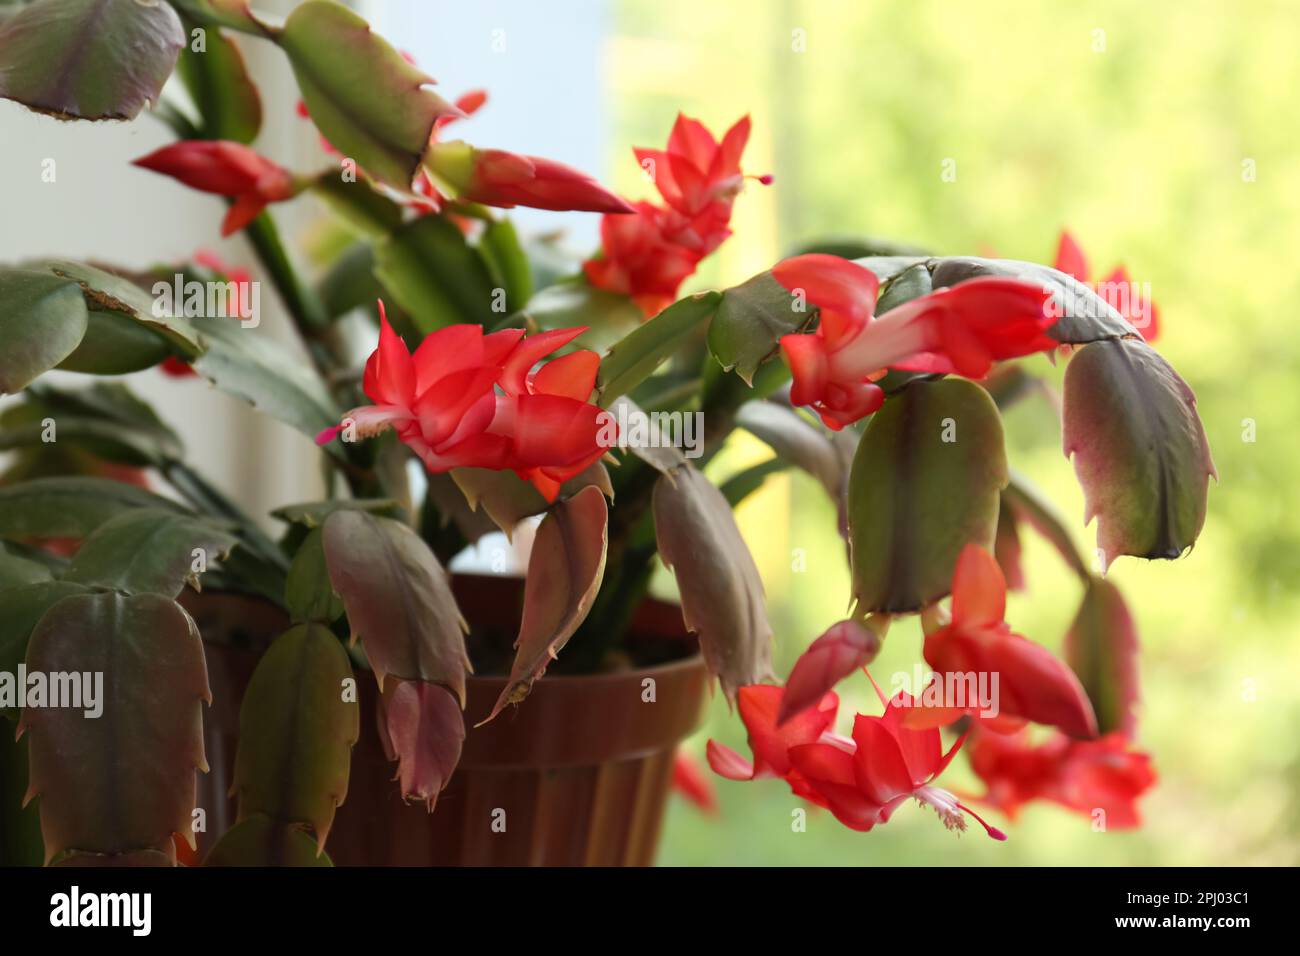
[[192, 574, 708, 867]]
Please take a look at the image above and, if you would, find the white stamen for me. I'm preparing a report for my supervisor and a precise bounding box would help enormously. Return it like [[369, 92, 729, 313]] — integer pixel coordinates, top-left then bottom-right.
[[915, 785, 968, 834]]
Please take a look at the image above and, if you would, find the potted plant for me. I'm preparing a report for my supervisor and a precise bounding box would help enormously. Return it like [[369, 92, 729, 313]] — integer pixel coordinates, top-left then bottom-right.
[[0, 0, 1212, 866]]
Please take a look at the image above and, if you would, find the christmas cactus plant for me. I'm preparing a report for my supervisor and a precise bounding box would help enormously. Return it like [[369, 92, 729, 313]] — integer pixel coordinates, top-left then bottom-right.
[[0, 0, 1212, 865]]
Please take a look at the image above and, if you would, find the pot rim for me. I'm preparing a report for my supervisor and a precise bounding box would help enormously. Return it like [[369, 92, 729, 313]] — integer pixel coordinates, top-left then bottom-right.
[[464, 648, 706, 689]]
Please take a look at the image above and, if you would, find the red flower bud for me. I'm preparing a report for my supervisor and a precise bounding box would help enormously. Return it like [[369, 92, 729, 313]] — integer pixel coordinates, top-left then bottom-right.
[[424, 140, 633, 214], [133, 141, 300, 236]]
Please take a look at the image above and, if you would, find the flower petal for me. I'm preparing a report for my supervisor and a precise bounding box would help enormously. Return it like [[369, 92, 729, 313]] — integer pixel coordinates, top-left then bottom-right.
[[851, 715, 916, 804], [925, 624, 1099, 739], [411, 323, 485, 393], [510, 394, 607, 470], [673, 750, 720, 812], [1054, 230, 1090, 282], [788, 742, 889, 831], [706, 739, 754, 781], [737, 684, 838, 778], [710, 115, 751, 182], [363, 306, 416, 406], [221, 194, 268, 236], [413, 366, 498, 447], [668, 113, 718, 172], [499, 327, 589, 395], [779, 332, 829, 407], [951, 543, 1007, 628], [530, 349, 600, 401], [773, 254, 880, 323]]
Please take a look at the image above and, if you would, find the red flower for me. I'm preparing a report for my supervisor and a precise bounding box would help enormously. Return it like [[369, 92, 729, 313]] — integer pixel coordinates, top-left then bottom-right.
[[317, 305, 516, 470], [585, 114, 770, 316], [919, 544, 1098, 739], [132, 141, 301, 236], [637, 115, 749, 216], [423, 140, 633, 214], [773, 254, 1058, 429], [671, 750, 719, 814], [968, 727, 1156, 829], [583, 201, 703, 316], [1053, 230, 1160, 342], [317, 303, 611, 501], [635, 114, 770, 255], [160, 250, 252, 378], [708, 682, 1005, 839]]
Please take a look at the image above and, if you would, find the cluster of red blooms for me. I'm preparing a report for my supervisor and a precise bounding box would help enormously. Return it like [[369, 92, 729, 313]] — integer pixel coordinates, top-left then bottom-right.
[[316, 303, 608, 502], [709, 545, 1156, 838], [584, 115, 772, 316]]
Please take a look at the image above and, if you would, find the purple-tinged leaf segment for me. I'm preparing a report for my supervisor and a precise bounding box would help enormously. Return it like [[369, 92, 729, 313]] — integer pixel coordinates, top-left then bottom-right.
[[376, 679, 465, 811], [321, 510, 471, 703], [449, 461, 612, 538], [0, 0, 185, 121], [484, 485, 609, 722], [653, 464, 774, 702], [1062, 337, 1214, 568]]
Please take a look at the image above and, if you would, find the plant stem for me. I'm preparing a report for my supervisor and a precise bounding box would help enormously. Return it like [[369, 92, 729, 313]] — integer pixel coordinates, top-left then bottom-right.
[[242, 212, 335, 362], [240, 210, 388, 498], [569, 358, 759, 667]]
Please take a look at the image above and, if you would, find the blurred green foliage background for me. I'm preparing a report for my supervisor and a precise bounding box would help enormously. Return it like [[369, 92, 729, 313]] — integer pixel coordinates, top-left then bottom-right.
[[601, 0, 1300, 865]]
